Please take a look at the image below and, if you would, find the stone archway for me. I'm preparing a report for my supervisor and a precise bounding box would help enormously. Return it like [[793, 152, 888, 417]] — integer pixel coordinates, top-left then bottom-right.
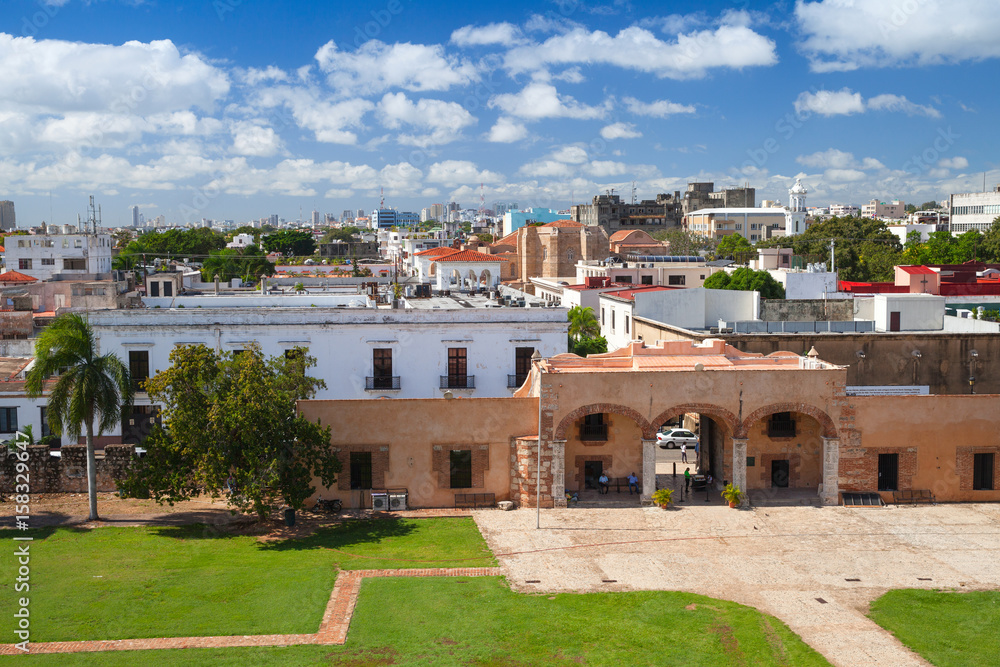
[[649, 403, 740, 440], [739, 402, 838, 439], [553, 403, 652, 441]]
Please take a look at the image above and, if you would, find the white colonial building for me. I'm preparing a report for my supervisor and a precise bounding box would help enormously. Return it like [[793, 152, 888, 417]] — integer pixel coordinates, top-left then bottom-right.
[[2, 232, 114, 281]]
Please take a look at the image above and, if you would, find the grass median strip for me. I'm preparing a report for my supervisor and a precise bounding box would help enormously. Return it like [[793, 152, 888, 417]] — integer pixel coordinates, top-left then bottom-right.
[[868, 589, 1000, 667]]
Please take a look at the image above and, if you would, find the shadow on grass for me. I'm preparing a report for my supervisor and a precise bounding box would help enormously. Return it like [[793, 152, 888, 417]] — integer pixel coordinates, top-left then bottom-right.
[[0, 525, 65, 540], [260, 515, 417, 552]]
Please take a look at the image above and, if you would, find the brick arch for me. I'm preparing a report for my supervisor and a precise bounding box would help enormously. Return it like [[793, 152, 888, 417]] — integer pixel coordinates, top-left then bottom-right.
[[739, 403, 838, 439], [649, 404, 740, 439], [553, 403, 652, 441]]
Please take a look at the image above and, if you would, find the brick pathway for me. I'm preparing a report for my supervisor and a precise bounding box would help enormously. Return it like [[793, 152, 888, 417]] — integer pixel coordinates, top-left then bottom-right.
[[0, 567, 500, 656]]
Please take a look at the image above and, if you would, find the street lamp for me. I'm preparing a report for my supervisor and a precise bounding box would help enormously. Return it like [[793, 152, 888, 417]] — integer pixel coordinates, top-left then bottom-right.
[[969, 376, 976, 394]]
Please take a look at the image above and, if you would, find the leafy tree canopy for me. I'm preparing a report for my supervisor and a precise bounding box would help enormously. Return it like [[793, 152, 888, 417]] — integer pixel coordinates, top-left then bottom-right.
[[226, 225, 261, 243], [715, 234, 754, 259], [120, 228, 226, 264], [651, 228, 718, 256], [201, 245, 275, 283], [756, 216, 902, 282], [320, 226, 360, 243], [573, 335, 608, 357], [118, 344, 338, 518], [261, 230, 316, 256], [705, 267, 785, 299]]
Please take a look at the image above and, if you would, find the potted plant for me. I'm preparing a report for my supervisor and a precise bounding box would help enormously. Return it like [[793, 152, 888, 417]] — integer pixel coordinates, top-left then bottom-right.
[[651, 488, 674, 509], [721, 483, 743, 508]]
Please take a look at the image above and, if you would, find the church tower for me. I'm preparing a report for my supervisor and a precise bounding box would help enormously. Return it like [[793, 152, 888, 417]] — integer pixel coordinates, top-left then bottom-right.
[[789, 178, 807, 213]]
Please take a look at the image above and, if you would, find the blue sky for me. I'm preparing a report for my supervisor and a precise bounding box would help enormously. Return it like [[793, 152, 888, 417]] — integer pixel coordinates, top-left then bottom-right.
[[2, 0, 999, 227]]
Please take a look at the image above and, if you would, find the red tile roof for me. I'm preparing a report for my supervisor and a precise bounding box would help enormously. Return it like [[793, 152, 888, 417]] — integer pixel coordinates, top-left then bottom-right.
[[0, 270, 38, 283], [602, 285, 676, 301], [609, 230, 636, 242], [0, 245, 5, 253], [542, 219, 583, 228], [414, 246, 458, 257], [899, 265, 936, 275], [434, 250, 508, 262]]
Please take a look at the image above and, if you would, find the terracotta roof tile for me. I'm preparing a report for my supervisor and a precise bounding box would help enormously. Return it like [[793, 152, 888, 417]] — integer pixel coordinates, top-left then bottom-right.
[[541, 219, 582, 228], [414, 247, 459, 257], [899, 265, 936, 275], [434, 250, 508, 262], [0, 270, 38, 283]]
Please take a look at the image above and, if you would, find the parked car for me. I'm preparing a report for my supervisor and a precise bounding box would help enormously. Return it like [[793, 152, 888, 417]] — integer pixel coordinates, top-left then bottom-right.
[[656, 428, 699, 450]]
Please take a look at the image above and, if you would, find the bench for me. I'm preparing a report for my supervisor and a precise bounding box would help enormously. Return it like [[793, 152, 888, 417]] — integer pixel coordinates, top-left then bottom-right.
[[611, 477, 642, 494], [892, 489, 935, 504], [454, 493, 496, 509]]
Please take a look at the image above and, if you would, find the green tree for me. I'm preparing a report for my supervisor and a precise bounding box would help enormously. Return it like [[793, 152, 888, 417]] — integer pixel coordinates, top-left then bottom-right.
[[704, 267, 785, 299], [716, 234, 754, 260], [320, 226, 360, 243], [919, 201, 942, 210], [651, 228, 717, 256], [261, 230, 316, 257], [979, 218, 1000, 262], [201, 245, 275, 283], [573, 335, 608, 357], [118, 344, 338, 519], [226, 226, 261, 243], [120, 228, 226, 265], [25, 314, 133, 520], [567, 306, 599, 340]]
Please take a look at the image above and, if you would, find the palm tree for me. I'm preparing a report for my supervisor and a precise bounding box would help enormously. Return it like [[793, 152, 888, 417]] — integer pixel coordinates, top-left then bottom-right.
[[25, 314, 133, 521], [567, 305, 600, 342]]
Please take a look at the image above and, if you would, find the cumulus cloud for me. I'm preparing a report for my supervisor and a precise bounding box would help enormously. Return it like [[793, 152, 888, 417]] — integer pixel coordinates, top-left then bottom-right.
[[0, 34, 229, 115], [488, 82, 607, 121], [451, 22, 523, 46], [622, 96, 696, 117], [518, 160, 574, 179], [867, 94, 942, 118], [794, 88, 865, 116], [796, 0, 1000, 71], [426, 160, 504, 186], [823, 168, 867, 183], [939, 156, 969, 169], [229, 120, 281, 157], [600, 122, 642, 140], [794, 88, 941, 119], [796, 149, 884, 171], [314, 40, 478, 95], [551, 146, 589, 164], [486, 117, 528, 143], [504, 15, 777, 79], [376, 92, 476, 147], [256, 86, 373, 144]]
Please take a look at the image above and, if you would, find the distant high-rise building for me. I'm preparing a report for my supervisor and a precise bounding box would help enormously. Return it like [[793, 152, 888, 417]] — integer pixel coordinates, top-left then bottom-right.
[[130, 205, 139, 227], [493, 201, 519, 216], [0, 200, 16, 231], [311, 210, 320, 226], [269, 214, 279, 226], [357, 208, 365, 219], [342, 209, 355, 223]]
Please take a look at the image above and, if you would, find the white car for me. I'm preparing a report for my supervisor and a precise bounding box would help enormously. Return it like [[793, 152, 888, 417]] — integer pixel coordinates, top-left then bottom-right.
[[656, 428, 699, 450]]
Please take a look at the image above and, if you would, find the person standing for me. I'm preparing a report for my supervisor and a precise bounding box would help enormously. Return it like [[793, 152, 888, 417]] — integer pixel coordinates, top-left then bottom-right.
[[680, 443, 688, 463], [684, 467, 691, 492]]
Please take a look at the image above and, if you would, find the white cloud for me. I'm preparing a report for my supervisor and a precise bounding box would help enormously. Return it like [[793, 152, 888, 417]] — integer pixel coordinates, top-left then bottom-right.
[[823, 168, 867, 183], [551, 146, 589, 164], [518, 160, 574, 179], [794, 88, 865, 116], [376, 92, 476, 147], [939, 156, 969, 169], [451, 23, 523, 47], [256, 86, 373, 144], [378, 161, 424, 195], [240, 66, 289, 86], [600, 122, 642, 140], [489, 82, 607, 121], [797, 149, 885, 172], [229, 120, 281, 157], [314, 40, 478, 95], [794, 88, 941, 119], [622, 96, 696, 117], [486, 117, 528, 143], [867, 94, 942, 118], [426, 160, 504, 187], [0, 34, 229, 115], [796, 0, 1000, 71], [586, 160, 628, 178], [504, 17, 777, 79]]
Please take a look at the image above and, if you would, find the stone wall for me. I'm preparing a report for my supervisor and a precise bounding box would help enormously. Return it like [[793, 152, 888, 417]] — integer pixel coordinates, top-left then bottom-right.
[[760, 299, 853, 322], [0, 444, 137, 494]]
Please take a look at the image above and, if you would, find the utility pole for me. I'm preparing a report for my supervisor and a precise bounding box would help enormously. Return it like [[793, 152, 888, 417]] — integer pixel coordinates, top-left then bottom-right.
[[829, 239, 835, 273]]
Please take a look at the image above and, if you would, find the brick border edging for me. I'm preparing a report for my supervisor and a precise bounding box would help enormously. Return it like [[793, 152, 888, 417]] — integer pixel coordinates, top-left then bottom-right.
[[0, 567, 501, 656]]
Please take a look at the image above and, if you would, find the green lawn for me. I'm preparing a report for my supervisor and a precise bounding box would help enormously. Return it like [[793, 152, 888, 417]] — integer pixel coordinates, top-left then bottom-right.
[[868, 589, 1000, 667], [0, 517, 494, 642], [4, 577, 829, 666]]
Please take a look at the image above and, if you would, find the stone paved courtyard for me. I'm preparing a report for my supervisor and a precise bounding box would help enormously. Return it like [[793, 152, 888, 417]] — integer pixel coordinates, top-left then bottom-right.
[[474, 502, 1000, 667]]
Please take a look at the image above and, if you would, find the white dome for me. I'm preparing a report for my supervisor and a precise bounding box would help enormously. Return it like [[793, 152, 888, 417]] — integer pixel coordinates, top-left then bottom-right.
[[789, 178, 807, 195]]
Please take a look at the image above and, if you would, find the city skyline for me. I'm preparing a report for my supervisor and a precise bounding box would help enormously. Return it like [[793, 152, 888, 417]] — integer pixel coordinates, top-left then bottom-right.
[[2, 0, 1000, 227]]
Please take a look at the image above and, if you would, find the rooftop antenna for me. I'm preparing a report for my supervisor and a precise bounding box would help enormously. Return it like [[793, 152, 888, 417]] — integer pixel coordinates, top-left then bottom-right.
[[479, 182, 487, 221], [631, 181, 637, 205]]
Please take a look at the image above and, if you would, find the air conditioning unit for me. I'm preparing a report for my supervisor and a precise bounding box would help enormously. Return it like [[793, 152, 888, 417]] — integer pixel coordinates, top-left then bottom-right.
[[388, 492, 408, 511], [371, 492, 389, 511]]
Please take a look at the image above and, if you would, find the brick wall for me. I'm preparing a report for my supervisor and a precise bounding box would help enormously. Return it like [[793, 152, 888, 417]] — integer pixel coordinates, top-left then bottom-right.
[[332, 445, 390, 491], [956, 446, 1000, 491], [839, 446, 917, 493], [432, 444, 489, 489]]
